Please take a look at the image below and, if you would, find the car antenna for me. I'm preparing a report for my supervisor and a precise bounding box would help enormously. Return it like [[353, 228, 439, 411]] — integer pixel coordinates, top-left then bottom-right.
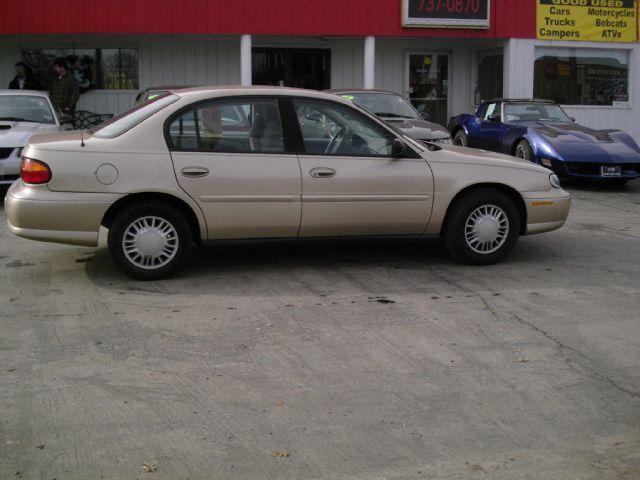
[[80, 128, 85, 147]]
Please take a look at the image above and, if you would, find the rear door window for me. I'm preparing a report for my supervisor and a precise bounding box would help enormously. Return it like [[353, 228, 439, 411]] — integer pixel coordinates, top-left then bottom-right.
[[167, 98, 284, 154]]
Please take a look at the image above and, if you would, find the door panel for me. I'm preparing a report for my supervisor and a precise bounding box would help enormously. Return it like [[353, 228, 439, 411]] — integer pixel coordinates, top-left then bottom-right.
[[167, 97, 301, 239], [299, 155, 432, 237], [290, 98, 433, 237], [171, 152, 301, 238]]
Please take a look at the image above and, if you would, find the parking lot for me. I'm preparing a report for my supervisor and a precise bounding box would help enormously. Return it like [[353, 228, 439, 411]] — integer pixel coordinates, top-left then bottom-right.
[[1, 182, 639, 479]]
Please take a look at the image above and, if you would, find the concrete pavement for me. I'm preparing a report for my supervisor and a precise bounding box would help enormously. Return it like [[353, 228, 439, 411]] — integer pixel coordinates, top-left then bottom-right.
[[0, 183, 639, 479]]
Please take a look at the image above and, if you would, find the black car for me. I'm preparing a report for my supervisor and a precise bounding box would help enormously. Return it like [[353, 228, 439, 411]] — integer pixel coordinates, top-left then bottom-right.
[[326, 89, 451, 144]]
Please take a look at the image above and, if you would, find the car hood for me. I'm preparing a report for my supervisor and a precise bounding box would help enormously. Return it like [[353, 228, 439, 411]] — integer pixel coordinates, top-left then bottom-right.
[[433, 144, 549, 173], [519, 121, 617, 143], [0, 122, 58, 147], [382, 117, 450, 141]]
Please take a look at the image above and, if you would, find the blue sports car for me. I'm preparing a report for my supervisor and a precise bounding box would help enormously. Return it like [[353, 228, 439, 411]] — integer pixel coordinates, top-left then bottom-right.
[[448, 99, 640, 183]]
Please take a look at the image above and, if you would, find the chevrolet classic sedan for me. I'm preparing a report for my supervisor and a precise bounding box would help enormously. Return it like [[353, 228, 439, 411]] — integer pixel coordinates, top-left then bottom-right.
[[5, 87, 571, 280]]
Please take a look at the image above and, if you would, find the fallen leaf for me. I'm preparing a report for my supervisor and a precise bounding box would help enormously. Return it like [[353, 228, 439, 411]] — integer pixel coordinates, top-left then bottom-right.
[[35, 444, 45, 449], [517, 358, 530, 363], [471, 464, 485, 472], [276, 400, 285, 407], [7, 368, 16, 372], [272, 450, 289, 458], [142, 463, 157, 473]]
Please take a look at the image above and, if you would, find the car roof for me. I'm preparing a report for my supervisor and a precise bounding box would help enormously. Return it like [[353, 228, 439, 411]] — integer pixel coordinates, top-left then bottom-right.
[[171, 85, 358, 104], [0, 89, 50, 98], [481, 98, 556, 104], [325, 89, 400, 95], [142, 85, 194, 93]]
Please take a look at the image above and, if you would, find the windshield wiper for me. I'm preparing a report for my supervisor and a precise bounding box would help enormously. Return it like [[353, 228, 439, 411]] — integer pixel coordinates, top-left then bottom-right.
[[375, 112, 414, 119], [0, 116, 32, 122]]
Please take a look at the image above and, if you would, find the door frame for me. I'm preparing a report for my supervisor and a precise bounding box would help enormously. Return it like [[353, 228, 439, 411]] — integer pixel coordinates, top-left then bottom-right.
[[403, 50, 451, 126], [251, 46, 332, 90]]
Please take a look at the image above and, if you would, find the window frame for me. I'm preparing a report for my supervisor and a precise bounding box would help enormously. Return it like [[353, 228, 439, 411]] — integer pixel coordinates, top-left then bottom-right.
[[20, 46, 140, 92], [532, 44, 632, 110], [286, 97, 411, 159], [164, 96, 294, 155]]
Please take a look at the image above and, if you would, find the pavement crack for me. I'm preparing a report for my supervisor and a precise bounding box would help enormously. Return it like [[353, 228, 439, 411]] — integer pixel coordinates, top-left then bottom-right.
[[510, 312, 640, 400], [430, 268, 640, 400]]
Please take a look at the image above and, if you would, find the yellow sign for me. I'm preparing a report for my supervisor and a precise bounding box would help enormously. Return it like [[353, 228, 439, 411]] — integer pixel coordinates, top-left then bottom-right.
[[537, 0, 637, 42]]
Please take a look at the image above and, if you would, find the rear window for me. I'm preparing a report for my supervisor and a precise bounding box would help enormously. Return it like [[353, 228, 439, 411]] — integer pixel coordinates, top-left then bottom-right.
[[91, 94, 179, 138]]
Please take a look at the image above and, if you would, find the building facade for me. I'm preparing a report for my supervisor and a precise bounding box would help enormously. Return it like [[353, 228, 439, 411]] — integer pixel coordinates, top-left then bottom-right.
[[1, 0, 638, 140]]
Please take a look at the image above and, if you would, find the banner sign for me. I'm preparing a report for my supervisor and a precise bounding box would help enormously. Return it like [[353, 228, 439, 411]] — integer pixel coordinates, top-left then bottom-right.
[[536, 0, 637, 42], [402, 0, 490, 28]]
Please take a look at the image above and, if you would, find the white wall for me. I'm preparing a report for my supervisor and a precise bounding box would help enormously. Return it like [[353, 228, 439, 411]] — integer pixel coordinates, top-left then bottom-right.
[[504, 38, 640, 142]]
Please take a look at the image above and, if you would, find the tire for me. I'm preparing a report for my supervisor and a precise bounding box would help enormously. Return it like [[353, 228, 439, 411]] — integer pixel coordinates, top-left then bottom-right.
[[453, 130, 468, 147], [443, 189, 521, 265], [108, 201, 193, 280], [514, 140, 534, 162]]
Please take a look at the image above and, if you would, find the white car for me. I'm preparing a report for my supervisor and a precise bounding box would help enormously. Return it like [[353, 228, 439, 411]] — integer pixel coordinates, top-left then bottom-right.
[[0, 90, 68, 186]]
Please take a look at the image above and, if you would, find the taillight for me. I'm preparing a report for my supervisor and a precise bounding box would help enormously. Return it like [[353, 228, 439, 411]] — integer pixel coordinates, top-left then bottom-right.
[[21, 157, 52, 184]]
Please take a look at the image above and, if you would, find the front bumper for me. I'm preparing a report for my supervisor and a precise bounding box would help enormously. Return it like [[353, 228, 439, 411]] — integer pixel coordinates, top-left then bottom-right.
[[522, 189, 571, 235], [4, 181, 123, 247], [546, 158, 640, 180]]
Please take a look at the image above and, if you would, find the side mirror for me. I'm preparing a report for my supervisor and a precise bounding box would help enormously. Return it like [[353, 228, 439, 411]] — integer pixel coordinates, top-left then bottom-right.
[[569, 116, 575, 122], [420, 111, 430, 121], [392, 138, 406, 158], [487, 113, 500, 123]]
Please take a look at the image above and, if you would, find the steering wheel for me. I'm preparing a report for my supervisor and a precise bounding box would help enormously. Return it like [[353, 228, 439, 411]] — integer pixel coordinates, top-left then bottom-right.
[[325, 127, 346, 155]]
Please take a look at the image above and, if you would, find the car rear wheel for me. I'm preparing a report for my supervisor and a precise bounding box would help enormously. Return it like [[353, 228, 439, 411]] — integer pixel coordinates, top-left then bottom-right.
[[108, 201, 193, 280], [444, 189, 521, 265], [515, 140, 534, 162], [453, 130, 468, 147]]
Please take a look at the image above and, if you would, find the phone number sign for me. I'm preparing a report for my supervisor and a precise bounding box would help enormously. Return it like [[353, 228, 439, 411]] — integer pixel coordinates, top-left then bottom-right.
[[536, 0, 637, 42], [402, 0, 490, 28]]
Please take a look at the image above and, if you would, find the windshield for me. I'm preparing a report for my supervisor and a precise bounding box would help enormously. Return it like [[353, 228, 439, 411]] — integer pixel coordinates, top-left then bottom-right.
[[504, 102, 571, 122], [0, 95, 55, 124], [340, 93, 419, 119], [91, 94, 179, 138]]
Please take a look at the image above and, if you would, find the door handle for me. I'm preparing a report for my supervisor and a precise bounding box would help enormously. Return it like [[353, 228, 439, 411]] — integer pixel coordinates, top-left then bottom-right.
[[309, 167, 336, 178], [181, 166, 210, 178]]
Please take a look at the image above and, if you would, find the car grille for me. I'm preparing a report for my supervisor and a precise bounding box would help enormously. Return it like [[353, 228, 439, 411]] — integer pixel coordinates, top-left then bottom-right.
[[566, 162, 640, 177], [0, 147, 14, 159]]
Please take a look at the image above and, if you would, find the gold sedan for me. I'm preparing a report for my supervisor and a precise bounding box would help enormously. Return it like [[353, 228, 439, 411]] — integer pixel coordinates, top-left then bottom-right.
[[5, 87, 570, 280]]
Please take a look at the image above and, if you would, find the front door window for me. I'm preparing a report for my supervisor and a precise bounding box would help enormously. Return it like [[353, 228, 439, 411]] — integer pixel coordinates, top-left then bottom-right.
[[407, 53, 448, 127]]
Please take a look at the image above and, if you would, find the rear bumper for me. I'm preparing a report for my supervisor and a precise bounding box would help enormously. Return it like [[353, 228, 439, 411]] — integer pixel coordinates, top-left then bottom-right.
[[522, 190, 571, 235], [4, 181, 122, 247]]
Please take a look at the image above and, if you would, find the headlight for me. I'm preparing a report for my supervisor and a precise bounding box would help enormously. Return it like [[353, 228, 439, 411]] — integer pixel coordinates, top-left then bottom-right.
[[549, 174, 562, 189]]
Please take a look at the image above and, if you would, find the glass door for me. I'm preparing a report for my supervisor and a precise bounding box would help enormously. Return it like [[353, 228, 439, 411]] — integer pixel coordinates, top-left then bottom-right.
[[406, 53, 449, 127]]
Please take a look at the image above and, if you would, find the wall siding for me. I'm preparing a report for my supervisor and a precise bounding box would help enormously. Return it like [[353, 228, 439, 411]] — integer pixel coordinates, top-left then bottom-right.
[[2, 34, 638, 142]]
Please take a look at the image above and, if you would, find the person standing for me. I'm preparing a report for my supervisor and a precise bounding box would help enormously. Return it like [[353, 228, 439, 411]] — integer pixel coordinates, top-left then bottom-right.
[[8, 62, 42, 90], [50, 57, 80, 116]]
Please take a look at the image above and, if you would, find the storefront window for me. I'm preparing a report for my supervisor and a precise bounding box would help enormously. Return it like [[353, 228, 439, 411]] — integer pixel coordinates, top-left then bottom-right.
[[21, 48, 139, 92], [533, 47, 629, 107], [476, 50, 503, 103]]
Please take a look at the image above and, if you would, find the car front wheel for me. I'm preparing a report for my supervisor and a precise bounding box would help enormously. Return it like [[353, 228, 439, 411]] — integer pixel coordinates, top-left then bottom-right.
[[453, 130, 468, 147], [108, 201, 193, 280], [444, 189, 521, 265], [514, 140, 534, 162]]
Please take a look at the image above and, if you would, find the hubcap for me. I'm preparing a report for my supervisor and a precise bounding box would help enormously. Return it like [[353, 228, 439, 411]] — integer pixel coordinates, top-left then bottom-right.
[[464, 205, 510, 254], [516, 146, 526, 159], [122, 216, 179, 269]]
